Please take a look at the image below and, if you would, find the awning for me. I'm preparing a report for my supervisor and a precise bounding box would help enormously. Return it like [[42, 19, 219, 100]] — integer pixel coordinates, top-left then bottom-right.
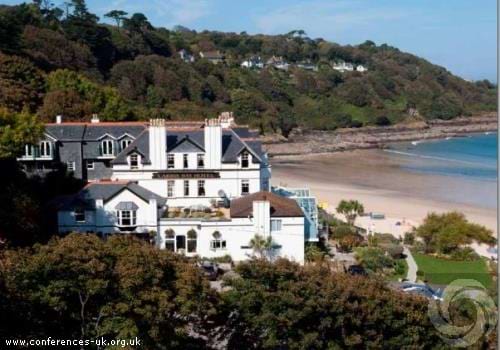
[[115, 201, 139, 210]]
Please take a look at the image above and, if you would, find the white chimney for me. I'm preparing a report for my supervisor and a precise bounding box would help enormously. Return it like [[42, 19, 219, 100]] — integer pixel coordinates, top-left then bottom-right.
[[204, 118, 222, 169], [56, 115, 62, 124], [253, 200, 270, 235], [218, 111, 234, 128], [149, 119, 167, 170], [91, 114, 100, 123]]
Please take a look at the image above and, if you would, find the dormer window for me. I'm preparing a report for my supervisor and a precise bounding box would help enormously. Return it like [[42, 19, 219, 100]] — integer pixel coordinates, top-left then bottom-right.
[[129, 154, 139, 169], [120, 139, 132, 151], [39, 141, 52, 157], [24, 144, 34, 157], [101, 140, 114, 157], [241, 152, 249, 168]]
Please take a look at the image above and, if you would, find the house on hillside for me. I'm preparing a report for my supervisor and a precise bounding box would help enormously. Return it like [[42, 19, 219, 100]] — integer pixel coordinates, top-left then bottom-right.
[[266, 56, 289, 70], [178, 49, 195, 63], [297, 61, 318, 71], [199, 50, 224, 64], [332, 61, 354, 72], [356, 65, 368, 72], [20, 113, 309, 263], [241, 56, 264, 69]]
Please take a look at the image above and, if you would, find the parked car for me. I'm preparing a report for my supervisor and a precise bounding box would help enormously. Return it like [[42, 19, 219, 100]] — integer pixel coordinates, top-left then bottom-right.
[[199, 261, 220, 281], [399, 283, 443, 301], [346, 264, 368, 276]]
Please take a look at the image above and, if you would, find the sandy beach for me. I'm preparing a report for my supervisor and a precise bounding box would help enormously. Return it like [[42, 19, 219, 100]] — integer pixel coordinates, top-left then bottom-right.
[[271, 150, 497, 233]]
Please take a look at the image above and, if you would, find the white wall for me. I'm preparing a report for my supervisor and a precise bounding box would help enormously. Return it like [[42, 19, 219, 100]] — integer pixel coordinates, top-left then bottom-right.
[[58, 189, 159, 234], [157, 216, 305, 263]]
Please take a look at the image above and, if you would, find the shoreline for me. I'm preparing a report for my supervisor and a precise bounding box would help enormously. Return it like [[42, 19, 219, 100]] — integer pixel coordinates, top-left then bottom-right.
[[271, 150, 497, 234], [264, 114, 497, 158]]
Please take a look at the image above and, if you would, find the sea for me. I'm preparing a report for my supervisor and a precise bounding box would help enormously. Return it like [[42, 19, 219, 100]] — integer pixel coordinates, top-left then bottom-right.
[[385, 132, 498, 209]]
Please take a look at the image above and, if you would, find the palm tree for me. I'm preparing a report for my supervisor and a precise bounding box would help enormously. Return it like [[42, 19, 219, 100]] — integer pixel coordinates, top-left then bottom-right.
[[336, 199, 364, 226], [249, 234, 273, 259]]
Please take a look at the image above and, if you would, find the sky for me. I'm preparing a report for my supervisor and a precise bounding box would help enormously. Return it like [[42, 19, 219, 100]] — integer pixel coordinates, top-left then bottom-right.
[[3, 0, 497, 81]]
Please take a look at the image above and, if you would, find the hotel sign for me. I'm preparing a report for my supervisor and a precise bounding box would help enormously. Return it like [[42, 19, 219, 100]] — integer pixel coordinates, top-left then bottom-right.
[[153, 171, 220, 179]]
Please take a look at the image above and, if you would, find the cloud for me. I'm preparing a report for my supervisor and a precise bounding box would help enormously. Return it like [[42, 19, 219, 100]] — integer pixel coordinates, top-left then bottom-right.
[[253, 0, 407, 39], [97, 0, 210, 27]]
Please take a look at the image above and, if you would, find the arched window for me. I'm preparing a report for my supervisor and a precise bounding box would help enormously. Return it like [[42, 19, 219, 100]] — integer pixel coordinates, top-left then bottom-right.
[[187, 229, 197, 253], [165, 229, 175, 251]]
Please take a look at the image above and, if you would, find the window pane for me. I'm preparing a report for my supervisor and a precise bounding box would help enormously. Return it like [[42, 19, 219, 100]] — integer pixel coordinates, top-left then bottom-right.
[[188, 240, 197, 253], [184, 180, 189, 196], [183, 154, 188, 168], [167, 154, 174, 168], [198, 180, 205, 196], [176, 235, 186, 250], [165, 240, 175, 251]]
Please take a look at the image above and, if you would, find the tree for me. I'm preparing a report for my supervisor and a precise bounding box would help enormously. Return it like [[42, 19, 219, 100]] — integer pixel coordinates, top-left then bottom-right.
[[0, 234, 216, 347], [223, 258, 449, 348], [336, 199, 364, 226], [415, 212, 495, 255], [0, 107, 43, 158], [0, 53, 45, 112], [248, 234, 273, 260], [104, 10, 128, 27]]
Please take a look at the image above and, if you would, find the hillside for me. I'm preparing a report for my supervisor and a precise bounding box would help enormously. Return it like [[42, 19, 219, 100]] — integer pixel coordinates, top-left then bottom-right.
[[0, 1, 496, 137]]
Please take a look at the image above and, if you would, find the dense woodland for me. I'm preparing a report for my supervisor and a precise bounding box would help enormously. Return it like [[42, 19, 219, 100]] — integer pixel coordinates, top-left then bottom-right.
[[0, 1, 497, 140], [2, 233, 492, 349]]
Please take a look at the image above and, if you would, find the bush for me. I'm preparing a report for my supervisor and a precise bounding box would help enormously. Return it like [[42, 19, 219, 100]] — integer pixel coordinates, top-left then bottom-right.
[[338, 234, 363, 253], [355, 247, 394, 272], [394, 260, 407, 276], [449, 247, 480, 261], [305, 243, 327, 261], [403, 231, 415, 245], [331, 224, 356, 239], [375, 115, 391, 126], [373, 233, 399, 245], [380, 243, 404, 259]]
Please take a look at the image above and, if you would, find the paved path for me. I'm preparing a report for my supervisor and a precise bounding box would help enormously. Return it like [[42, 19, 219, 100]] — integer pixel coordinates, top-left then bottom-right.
[[404, 246, 418, 283]]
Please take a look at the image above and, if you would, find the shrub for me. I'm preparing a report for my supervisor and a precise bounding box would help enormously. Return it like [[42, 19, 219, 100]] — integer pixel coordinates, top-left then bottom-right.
[[338, 234, 363, 253], [355, 247, 394, 272], [380, 243, 404, 259], [394, 259, 407, 276], [305, 243, 327, 261], [331, 225, 356, 239], [403, 231, 415, 245], [449, 247, 480, 261], [375, 115, 391, 126]]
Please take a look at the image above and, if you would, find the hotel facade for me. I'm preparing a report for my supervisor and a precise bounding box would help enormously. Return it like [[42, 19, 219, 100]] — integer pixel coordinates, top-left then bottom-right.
[[19, 113, 308, 263]]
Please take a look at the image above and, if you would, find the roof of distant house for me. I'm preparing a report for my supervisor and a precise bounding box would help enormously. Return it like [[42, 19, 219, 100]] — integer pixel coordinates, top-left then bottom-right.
[[200, 50, 223, 59], [54, 181, 165, 211], [230, 191, 304, 218]]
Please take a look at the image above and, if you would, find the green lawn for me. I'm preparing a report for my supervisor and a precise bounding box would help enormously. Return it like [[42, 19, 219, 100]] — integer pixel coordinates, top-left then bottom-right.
[[412, 251, 492, 287]]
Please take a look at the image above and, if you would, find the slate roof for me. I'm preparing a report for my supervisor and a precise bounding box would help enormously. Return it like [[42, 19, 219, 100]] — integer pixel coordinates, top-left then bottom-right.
[[43, 122, 264, 165], [230, 191, 304, 218], [57, 181, 165, 211]]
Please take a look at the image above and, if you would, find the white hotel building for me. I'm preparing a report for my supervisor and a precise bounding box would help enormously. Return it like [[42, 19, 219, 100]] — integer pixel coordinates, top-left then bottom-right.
[[24, 113, 308, 262]]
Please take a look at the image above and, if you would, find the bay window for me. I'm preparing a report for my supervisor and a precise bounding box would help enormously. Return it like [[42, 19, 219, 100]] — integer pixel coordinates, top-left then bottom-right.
[[117, 210, 136, 226]]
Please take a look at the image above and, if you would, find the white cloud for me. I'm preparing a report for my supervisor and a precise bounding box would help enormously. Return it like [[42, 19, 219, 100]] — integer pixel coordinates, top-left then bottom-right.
[[253, 0, 407, 39]]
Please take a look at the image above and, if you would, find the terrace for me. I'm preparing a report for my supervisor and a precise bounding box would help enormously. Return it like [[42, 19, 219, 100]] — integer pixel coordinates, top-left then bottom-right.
[[161, 204, 230, 221]]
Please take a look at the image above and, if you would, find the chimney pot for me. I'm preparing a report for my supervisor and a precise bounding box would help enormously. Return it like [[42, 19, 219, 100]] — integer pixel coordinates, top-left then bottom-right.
[[56, 115, 62, 124], [91, 114, 100, 123]]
